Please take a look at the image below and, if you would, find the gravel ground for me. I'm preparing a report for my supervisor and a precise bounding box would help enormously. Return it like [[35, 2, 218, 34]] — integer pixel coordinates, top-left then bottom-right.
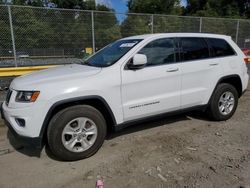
[[0, 78, 249, 188]]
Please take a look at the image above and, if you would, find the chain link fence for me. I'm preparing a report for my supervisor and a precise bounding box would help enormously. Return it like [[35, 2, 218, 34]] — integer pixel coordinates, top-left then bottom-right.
[[0, 5, 250, 67]]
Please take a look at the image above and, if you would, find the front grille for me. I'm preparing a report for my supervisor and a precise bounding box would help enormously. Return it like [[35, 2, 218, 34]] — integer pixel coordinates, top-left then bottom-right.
[[6, 90, 12, 106]]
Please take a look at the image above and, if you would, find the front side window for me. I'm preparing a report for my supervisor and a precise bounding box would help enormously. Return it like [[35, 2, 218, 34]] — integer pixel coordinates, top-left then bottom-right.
[[138, 38, 176, 66], [207, 38, 236, 57], [180, 37, 209, 61], [84, 39, 142, 67]]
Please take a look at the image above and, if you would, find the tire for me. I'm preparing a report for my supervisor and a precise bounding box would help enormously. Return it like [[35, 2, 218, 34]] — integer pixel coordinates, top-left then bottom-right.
[[206, 83, 238, 121], [47, 105, 107, 161]]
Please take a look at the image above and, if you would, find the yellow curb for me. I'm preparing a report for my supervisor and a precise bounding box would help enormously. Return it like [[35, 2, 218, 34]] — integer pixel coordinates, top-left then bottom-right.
[[0, 65, 56, 77]]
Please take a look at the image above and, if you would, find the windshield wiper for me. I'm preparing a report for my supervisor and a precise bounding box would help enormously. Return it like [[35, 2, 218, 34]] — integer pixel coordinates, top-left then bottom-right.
[[81, 60, 93, 66]]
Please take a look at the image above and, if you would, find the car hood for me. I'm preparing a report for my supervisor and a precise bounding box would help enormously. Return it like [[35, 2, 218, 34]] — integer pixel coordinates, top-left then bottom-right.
[[10, 64, 102, 90]]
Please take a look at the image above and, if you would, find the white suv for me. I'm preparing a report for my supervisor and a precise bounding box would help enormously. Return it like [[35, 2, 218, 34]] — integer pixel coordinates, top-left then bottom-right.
[[1, 33, 249, 161]]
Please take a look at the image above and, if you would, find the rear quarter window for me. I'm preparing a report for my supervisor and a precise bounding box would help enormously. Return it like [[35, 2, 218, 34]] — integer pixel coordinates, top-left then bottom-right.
[[206, 38, 236, 57]]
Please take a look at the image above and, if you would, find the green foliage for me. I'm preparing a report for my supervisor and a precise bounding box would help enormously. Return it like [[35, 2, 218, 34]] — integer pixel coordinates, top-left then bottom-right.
[[51, 0, 96, 10], [238, 19, 250, 47], [1, 0, 249, 58], [0, 2, 121, 57], [154, 16, 181, 33], [202, 18, 238, 39], [183, 0, 250, 45], [11, 7, 53, 49], [121, 15, 151, 37], [13, 0, 44, 7], [121, 0, 185, 38], [127, 0, 182, 15], [126, 0, 250, 19], [185, 0, 246, 18], [238, 0, 250, 18], [121, 0, 249, 44], [0, 6, 12, 55], [94, 10, 121, 49], [12, 0, 27, 6]]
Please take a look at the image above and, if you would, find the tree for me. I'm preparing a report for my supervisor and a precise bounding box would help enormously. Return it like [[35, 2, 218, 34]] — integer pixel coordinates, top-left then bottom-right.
[[94, 5, 121, 49], [153, 15, 200, 33], [0, 6, 12, 57], [51, 0, 96, 10], [238, 0, 250, 18], [11, 6, 54, 50], [127, 0, 183, 15], [121, 0, 184, 37], [120, 14, 151, 37], [4, 1, 121, 56], [12, 0, 44, 7], [184, 0, 243, 18]]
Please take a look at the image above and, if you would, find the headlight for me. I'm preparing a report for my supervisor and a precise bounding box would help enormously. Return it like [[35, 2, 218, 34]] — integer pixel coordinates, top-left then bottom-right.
[[15, 91, 40, 102]]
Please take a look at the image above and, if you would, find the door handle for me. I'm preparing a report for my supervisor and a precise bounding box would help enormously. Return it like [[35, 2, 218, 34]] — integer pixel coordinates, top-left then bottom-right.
[[166, 67, 179, 72], [209, 63, 219, 66]]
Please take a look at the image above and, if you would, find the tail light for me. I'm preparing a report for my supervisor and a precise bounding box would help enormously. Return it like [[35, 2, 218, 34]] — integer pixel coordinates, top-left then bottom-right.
[[244, 57, 250, 64]]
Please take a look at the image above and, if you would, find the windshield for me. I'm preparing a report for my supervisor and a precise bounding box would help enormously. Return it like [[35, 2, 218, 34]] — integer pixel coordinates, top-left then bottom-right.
[[83, 39, 143, 67]]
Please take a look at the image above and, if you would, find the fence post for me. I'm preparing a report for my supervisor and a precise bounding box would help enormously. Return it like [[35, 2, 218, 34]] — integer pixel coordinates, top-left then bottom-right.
[[235, 20, 240, 44], [8, 5, 17, 66], [151, 14, 154, 34], [91, 11, 95, 54], [199, 17, 202, 33]]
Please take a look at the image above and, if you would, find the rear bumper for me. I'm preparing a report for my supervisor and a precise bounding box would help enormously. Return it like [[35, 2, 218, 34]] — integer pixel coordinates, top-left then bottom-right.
[[1, 103, 43, 148]]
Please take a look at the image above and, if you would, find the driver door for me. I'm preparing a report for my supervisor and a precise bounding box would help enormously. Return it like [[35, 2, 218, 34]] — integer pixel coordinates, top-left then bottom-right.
[[121, 38, 181, 121]]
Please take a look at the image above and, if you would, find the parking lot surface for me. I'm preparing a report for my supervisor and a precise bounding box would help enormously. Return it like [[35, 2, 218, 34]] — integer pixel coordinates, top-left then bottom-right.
[[0, 81, 249, 188]]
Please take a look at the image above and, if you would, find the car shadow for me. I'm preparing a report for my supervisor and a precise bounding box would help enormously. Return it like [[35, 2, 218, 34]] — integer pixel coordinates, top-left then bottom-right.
[[7, 130, 43, 158], [107, 113, 192, 139], [186, 110, 212, 121], [6, 111, 205, 161]]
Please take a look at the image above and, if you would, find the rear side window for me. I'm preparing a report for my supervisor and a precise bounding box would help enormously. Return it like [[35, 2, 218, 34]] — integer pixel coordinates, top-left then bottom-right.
[[207, 38, 236, 57], [180, 37, 209, 61]]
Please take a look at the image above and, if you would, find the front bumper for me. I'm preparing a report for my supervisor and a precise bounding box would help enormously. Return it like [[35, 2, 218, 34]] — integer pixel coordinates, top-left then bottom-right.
[[1, 103, 43, 148]]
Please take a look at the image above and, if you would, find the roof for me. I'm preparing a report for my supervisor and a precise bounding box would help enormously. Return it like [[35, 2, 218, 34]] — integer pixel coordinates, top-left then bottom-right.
[[123, 33, 231, 40]]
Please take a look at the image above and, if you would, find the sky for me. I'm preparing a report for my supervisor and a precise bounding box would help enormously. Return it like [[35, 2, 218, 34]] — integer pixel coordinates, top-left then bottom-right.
[[96, 0, 187, 14]]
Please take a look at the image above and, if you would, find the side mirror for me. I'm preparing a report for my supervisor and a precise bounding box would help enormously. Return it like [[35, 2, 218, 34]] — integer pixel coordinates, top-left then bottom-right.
[[127, 54, 147, 70], [133, 54, 147, 66]]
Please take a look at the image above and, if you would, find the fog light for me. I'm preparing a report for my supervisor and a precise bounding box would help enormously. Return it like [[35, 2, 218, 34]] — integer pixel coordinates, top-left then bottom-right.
[[15, 118, 25, 127]]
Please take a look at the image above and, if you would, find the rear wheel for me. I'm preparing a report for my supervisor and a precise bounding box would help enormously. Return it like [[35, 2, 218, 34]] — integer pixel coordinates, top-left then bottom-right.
[[206, 83, 238, 121], [47, 105, 106, 161]]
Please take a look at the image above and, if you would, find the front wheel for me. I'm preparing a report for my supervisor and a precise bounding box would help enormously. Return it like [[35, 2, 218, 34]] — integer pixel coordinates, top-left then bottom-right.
[[206, 83, 238, 121], [47, 105, 107, 161]]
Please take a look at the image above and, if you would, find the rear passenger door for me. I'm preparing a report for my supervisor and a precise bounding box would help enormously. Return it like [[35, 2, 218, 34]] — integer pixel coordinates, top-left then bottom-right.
[[179, 37, 224, 108]]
